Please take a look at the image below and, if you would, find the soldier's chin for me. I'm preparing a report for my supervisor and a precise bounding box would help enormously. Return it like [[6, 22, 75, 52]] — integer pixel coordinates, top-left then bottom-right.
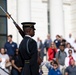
[[31, 34, 34, 37]]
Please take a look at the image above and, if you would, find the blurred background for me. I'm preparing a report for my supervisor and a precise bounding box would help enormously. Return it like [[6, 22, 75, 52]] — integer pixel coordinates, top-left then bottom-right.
[[0, 0, 76, 47]]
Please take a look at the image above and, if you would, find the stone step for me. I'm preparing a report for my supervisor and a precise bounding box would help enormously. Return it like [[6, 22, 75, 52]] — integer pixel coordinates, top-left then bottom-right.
[[42, 55, 48, 75], [42, 65, 48, 75]]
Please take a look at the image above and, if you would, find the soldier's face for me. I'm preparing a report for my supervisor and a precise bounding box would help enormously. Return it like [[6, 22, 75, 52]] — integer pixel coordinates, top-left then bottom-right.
[[30, 28, 35, 37]]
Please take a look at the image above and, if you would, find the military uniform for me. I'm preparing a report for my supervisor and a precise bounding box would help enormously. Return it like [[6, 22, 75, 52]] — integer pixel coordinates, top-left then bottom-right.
[[19, 22, 39, 75]]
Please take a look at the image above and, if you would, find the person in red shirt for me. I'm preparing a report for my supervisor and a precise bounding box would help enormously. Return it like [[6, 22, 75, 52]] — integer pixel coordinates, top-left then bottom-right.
[[48, 42, 57, 61]]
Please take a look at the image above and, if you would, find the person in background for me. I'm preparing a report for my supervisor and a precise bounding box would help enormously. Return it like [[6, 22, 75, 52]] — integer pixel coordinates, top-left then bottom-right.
[[44, 34, 52, 52], [72, 39, 76, 61], [45, 59, 56, 71], [37, 37, 44, 60], [37, 37, 44, 75], [47, 42, 57, 61], [65, 59, 76, 75], [59, 36, 66, 48], [0, 47, 10, 75], [44, 34, 52, 60], [54, 35, 61, 49], [48, 60, 62, 75], [72, 39, 76, 52], [66, 33, 74, 47], [4, 35, 17, 61], [11, 48, 22, 75], [65, 43, 74, 56], [65, 49, 75, 67], [55, 43, 67, 75]]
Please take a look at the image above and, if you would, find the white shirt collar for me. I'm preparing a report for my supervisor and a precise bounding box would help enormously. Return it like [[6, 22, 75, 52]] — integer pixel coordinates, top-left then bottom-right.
[[25, 35, 32, 38]]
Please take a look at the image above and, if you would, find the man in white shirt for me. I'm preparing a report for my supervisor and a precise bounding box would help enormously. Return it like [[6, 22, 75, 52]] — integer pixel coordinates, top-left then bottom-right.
[[65, 49, 75, 67], [66, 33, 74, 47]]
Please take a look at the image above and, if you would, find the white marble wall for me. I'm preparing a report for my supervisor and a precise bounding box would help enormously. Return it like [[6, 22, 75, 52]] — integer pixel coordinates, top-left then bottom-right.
[[7, 0, 18, 43], [31, 0, 48, 42], [71, 0, 76, 39], [7, 0, 74, 45], [7, 0, 48, 45], [63, 3, 72, 38], [49, 0, 64, 40]]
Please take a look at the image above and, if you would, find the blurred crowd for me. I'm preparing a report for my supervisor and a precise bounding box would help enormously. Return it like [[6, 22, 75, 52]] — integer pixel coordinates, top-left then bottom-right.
[[0, 33, 76, 75], [37, 33, 76, 75]]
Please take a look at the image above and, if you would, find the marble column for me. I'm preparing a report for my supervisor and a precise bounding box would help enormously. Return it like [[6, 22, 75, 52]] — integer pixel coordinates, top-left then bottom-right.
[[17, 0, 31, 45], [49, 0, 64, 40]]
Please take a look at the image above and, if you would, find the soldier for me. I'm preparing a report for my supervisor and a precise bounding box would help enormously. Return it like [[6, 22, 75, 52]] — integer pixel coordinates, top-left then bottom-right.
[[19, 22, 39, 75]]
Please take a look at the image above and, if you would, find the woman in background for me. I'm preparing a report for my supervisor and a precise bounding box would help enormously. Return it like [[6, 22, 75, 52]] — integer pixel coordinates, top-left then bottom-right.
[[11, 48, 22, 75], [0, 47, 10, 75], [47, 42, 57, 61]]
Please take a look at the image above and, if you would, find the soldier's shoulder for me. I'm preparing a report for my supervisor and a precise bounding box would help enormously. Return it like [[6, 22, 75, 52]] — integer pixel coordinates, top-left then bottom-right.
[[23, 37, 36, 43], [29, 38, 36, 43]]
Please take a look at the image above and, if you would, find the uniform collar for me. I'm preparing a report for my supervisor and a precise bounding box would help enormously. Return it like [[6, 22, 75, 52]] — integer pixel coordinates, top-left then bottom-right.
[[25, 35, 32, 39]]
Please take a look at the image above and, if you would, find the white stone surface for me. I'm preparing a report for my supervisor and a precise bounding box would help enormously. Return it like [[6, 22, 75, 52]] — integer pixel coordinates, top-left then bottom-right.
[[6, 0, 75, 45], [7, 0, 48, 45], [49, 0, 64, 40], [71, 0, 76, 39], [7, 0, 18, 43], [63, 3, 72, 38], [31, 0, 48, 42]]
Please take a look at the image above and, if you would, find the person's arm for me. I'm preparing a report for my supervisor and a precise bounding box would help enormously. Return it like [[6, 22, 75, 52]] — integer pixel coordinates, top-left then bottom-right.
[[5, 54, 10, 63], [12, 60, 18, 69], [55, 52, 59, 62], [11, 60, 22, 72], [45, 61, 52, 70], [55, 51, 60, 66]]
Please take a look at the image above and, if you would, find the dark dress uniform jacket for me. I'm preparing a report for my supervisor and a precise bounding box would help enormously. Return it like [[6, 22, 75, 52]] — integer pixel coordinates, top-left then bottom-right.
[[19, 36, 39, 75]]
